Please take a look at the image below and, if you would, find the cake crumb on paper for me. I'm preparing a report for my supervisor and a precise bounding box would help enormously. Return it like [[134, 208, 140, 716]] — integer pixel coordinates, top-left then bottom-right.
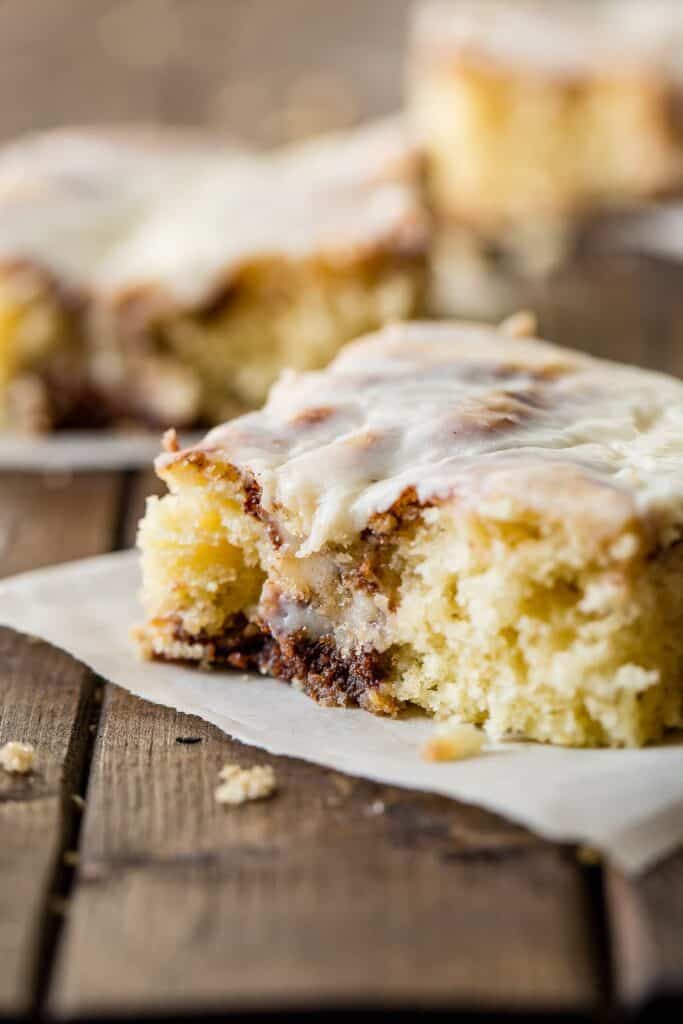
[[422, 722, 485, 762], [215, 763, 276, 806], [499, 309, 538, 339], [0, 741, 35, 774]]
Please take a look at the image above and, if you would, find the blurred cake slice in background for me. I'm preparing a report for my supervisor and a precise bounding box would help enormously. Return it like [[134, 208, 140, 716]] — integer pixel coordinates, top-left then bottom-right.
[[0, 119, 428, 432], [410, 0, 683, 316], [0, 125, 238, 431], [0, 262, 87, 432]]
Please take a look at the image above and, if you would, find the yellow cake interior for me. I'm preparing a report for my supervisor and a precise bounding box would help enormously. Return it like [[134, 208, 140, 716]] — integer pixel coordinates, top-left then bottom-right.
[[149, 253, 424, 423], [412, 60, 683, 236], [138, 457, 683, 748], [0, 267, 83, 430], [1, 251, 423, 430]]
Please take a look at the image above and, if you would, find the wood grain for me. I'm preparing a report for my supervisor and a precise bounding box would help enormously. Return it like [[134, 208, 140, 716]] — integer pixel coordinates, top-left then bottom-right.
[[607, 856, 683, 1016], [0, 474, 120, 1017], [0, 473, 121, 576], [530, 255, 670, 371], [437, 251, 683, 375], [124, 468, 164, 550], [0, 632, 97, 1017], [51, 685, 600, 1019]]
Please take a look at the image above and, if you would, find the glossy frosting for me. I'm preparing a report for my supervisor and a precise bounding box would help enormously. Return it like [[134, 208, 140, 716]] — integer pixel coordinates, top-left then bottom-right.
[[414, 0, 683, 80], [162, 320, 683, 556], [0, 119, 424, 309]]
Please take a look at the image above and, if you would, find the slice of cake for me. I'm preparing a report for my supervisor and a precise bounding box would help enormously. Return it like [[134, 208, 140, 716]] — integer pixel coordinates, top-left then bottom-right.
[[0, 120, 427, 431], [0, 126, 231, 431], [411, 0, 683, 241], [410, 0, 683, 310], [137, 317, 683, 748]]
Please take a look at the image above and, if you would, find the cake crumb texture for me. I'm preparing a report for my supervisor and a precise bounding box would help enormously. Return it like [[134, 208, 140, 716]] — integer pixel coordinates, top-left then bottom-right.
[[0, 741, 35, 774], [411, 1, 683, 235], [422, 722, 485, 762], [214, 763, 276, 806]]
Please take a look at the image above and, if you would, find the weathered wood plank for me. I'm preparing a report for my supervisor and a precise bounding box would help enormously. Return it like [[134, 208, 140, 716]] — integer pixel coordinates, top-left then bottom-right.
[[0, 632, 97, 1018], [607, 857, 683, 1018], [474, 253, 683, 375], [0, 472, 121, 576], [0, 474, 121, 1017], [124, 468, 164, 551], [0, 0, 410, 146], [530, 255, 668, 371], [51, 685, 600, 1019]]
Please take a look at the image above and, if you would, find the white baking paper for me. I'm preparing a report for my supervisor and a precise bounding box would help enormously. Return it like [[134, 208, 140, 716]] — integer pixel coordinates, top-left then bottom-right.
[[0, 549, 681, 876], [0, 431, 203, 471]]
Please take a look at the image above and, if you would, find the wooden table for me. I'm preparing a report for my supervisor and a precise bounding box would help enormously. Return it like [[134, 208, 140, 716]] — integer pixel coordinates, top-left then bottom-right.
[[1, 2, 683, 1020]]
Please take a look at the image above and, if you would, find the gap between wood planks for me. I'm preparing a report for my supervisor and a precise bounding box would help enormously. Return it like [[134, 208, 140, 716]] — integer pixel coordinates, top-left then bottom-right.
[[5, 470, 136, 1019], [27, 670, 104, 1014]]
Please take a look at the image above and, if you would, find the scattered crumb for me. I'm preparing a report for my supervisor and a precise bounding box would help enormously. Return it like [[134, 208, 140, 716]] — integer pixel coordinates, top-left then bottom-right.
[[365, 799, 386, 817], [215, 763, 276, 806], [71, 793, 85, 811], [162, 427, 180, 453], [499, 309, 538, 339], [0, 741, 35, 774], [577, 844, 602, 866], [422, 722, 485, 762], [331, 774, 354, 797]]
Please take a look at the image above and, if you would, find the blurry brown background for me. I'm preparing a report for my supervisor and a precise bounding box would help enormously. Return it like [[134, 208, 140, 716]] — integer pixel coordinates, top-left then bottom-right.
[[0, 0, 412, 145]]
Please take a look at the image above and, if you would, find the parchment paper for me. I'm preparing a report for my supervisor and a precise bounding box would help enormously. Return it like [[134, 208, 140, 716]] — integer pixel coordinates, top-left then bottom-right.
[[0, 549, 681, 875]]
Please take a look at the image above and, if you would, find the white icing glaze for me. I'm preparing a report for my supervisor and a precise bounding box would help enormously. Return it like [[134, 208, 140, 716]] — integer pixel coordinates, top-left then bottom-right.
[[414, 0, 683, 81], [162, 320, 683, 555], [0, 118, 424, 308]]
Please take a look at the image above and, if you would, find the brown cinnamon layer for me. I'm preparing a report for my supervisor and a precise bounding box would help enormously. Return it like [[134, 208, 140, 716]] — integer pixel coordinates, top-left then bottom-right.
[[163, 615, 398, 715]]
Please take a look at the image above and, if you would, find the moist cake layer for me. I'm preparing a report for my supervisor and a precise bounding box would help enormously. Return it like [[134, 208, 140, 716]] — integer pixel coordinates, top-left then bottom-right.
[[138, 317, 683, 747], [0, 120, 427, 430], [410, 0, 683, 248]]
